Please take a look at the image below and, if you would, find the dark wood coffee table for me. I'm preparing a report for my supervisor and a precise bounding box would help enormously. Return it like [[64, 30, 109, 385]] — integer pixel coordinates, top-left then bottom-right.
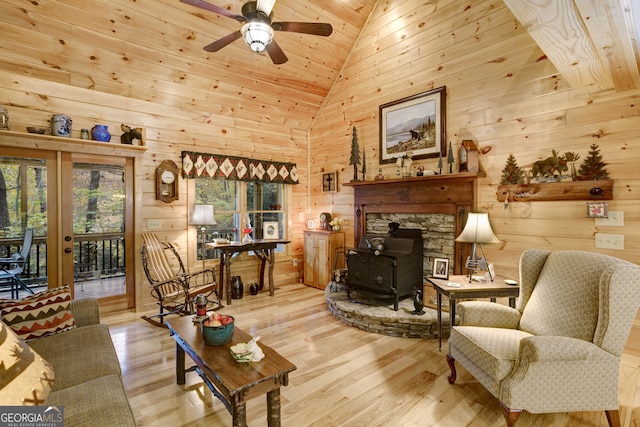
[[167, 316, 297, 427]]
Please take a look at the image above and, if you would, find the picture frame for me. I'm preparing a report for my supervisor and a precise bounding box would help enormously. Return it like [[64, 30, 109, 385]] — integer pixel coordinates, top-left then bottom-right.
[[263, 221, 279, 240], [322, 171, 338, 192], [379, 86, 446, 164], [432, 257, 449, 279]]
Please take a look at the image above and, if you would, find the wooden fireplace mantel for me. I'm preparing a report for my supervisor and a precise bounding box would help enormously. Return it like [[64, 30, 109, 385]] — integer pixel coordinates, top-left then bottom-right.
[[343, 173, 478, 274]]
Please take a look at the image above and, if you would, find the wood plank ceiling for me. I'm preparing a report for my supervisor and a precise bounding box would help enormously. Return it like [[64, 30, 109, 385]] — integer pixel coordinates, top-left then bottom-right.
[[504, 0, 640, 94]]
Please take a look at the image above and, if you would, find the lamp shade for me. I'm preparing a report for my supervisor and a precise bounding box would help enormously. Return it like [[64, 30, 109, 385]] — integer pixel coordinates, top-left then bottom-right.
[[455, 213, 500, 244], [191, 205, 217, 226], [241, 22, 274, 52]]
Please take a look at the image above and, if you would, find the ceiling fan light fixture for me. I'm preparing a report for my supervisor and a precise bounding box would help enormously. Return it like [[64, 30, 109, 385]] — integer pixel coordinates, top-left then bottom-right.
[[241, 21, 274, 52]]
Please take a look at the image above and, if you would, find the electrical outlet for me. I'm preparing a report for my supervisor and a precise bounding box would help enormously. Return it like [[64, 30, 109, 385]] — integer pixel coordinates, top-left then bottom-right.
[[595, 233, 624, 250], [595, 211, 624, 226], [292, 258, 298, 267], [147, 219, 161, 230]]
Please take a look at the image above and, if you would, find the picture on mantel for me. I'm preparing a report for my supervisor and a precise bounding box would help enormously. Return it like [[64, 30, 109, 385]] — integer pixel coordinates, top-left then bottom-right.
[[500, 144, 609, 185]]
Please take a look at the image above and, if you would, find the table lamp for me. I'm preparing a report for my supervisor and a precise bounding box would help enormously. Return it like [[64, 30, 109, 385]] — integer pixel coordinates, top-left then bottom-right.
[[191, 204, 216, 270], [455, 212, 500, 282]]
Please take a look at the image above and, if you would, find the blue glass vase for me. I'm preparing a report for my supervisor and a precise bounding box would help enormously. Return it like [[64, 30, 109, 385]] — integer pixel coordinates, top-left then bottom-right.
[[91, 125, 111, 142]]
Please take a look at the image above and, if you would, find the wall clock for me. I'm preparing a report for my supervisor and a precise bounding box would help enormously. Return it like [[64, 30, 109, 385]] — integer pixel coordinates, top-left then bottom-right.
[[458, 140, 479, 173], [156, 160, 179, 203]]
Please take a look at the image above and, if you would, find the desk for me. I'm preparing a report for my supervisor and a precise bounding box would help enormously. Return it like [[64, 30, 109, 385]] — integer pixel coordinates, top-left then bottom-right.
[[167, 316, 296, 427], [0, 257, 32, 299], [426, 275, 519, 351], [206, 239, 290, 305]]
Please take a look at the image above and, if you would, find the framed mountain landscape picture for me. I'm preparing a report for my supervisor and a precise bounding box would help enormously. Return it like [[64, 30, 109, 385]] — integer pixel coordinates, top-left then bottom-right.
[[379, 86, 446, 164]]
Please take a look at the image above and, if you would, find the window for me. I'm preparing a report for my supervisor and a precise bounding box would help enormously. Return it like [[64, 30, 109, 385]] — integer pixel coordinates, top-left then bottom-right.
[[195, 179, 286, 261]]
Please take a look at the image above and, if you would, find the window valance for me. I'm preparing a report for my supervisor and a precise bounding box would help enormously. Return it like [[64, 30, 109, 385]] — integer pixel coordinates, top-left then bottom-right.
[[181, 151, 299, 184]]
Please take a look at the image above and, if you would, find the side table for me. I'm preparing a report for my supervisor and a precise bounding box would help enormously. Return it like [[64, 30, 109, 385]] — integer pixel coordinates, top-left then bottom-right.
[[426, 275, 519, 350]]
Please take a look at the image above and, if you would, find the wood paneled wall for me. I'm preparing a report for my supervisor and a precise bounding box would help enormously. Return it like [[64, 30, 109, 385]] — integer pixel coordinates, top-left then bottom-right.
[[2, 0, 640, 312], [311, 0, 640, 280]]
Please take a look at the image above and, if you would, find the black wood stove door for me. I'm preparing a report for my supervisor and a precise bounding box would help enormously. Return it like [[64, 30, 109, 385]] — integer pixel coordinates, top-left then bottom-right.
[[346, 252, 396, 296]]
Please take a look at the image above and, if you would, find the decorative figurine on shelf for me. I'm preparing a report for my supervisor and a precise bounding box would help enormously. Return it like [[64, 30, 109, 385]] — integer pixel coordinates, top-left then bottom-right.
[[447, 141, 454, 173], [416, 165, 425, 176], [395, 154, 413, 177], [361, 148, 367, 181], [438, 151, 443, 174], [242, 213, 253, 244], [375, 168, 385, 180], [349, 126, 361, 181], [120, 124, 145, 145]]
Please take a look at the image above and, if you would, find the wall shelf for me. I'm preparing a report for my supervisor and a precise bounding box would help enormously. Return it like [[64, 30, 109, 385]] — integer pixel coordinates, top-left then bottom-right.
[[497, 179, 613, 202], [0, 130, 147, 158]]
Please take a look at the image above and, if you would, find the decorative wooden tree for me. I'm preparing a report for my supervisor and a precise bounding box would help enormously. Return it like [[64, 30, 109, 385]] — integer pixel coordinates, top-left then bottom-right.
[[577, 144, 609, 180], [349, 126, 361, 181], [361, 148, 367, 181], [438, 151, 443, 174], [447, 142, 454, 173], [500, 154, 526, 185]]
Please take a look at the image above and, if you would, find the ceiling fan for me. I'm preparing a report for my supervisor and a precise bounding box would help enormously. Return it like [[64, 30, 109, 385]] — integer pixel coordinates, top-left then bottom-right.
[[181, 0, 333, 64]]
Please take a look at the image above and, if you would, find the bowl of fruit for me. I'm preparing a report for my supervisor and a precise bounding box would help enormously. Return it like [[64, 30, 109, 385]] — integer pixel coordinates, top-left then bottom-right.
[[201, 313, 234, 346]]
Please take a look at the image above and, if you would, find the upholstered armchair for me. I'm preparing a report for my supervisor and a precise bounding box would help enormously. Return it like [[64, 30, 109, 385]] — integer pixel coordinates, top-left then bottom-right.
[[447, 249, 640, 427]]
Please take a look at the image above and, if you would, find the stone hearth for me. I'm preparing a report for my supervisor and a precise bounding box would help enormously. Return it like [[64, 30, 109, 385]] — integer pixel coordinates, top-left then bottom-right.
[[325, 284, 452, 339]]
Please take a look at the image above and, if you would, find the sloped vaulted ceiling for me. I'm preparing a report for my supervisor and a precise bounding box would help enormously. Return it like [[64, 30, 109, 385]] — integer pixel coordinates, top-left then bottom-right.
[[504, 0, 640, 94]]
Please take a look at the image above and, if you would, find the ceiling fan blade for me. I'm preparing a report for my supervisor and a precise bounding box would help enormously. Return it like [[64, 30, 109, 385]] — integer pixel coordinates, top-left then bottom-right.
[[272, 22, 333, 36], [256, 0, 277, 16], [203, 31, 242, 52], [180, 0, 246, 22], [266, 40, 288, 64]]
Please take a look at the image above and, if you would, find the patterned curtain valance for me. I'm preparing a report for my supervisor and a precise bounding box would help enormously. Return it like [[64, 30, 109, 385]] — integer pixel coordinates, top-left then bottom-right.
[[181, 151, 299, 184]]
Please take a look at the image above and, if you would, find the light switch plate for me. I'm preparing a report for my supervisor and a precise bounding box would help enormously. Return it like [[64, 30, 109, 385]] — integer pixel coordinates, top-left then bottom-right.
[[147, 219, 162, 230], [595, 233, 624, 250], [595, 211, 624, 226]]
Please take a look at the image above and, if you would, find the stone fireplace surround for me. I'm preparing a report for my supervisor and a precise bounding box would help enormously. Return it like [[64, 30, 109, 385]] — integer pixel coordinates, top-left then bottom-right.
[[344, 173, 477, 276], [326, 174, 478, 338]]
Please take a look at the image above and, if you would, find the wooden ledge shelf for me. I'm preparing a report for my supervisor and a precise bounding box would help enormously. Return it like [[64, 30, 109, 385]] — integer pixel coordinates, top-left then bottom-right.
[[343, 172, 478, 187], [497, 179, 613, 202], [0, 130, 147, 157]]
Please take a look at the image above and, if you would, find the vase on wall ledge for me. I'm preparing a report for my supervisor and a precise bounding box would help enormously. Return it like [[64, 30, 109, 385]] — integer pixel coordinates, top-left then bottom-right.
[[91, 124, 111, 142]]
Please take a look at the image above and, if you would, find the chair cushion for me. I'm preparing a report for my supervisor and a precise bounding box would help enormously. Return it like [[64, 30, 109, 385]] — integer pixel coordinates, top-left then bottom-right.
[[519, 251, 620, 341], [0, 285, 76, 341], [450, 326, 532, 381]]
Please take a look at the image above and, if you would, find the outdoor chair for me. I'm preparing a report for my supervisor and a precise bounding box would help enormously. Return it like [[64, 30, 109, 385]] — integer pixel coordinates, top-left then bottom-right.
[[447, 249, 640, 427], [141, 232, 221, 327], [0, 228, 34, 299]]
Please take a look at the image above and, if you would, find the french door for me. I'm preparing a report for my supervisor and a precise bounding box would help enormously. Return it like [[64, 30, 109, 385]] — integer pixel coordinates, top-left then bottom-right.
[[0, 146, 135, 311]]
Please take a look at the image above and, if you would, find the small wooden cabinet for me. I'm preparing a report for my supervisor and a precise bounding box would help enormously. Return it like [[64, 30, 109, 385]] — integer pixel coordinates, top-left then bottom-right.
[[303, 230, 345, 290]]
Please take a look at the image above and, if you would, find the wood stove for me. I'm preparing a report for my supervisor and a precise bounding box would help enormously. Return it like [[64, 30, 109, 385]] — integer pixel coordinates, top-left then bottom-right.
[[345, 228, 423, 311]]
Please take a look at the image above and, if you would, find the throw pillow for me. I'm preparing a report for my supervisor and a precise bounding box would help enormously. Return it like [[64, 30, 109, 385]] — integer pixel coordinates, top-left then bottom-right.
[[0, 319, 55, 405], [0, 285, 76, 341]]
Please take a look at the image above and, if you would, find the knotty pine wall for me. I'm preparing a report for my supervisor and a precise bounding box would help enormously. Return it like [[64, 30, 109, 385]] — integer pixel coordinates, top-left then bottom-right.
[[311, 0, 640, 282], [0, 0, 317, 311]]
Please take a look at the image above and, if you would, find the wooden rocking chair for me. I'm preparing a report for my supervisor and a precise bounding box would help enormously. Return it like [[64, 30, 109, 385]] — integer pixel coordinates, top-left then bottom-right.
[[141, 232, 221, 327]]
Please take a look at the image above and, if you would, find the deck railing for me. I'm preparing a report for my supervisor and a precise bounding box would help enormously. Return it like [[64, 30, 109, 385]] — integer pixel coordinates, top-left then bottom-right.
[[0, 232, 126, 293]]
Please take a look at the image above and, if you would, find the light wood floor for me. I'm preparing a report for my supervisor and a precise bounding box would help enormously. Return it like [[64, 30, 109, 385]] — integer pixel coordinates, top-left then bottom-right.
[[102, 282, 640, 427]]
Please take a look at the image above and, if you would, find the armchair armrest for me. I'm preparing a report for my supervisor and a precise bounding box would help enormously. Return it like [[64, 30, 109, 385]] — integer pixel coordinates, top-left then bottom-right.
[[518, 336, 597, 362], [458, 301, 521, 328], [69, 298, 101, 327]]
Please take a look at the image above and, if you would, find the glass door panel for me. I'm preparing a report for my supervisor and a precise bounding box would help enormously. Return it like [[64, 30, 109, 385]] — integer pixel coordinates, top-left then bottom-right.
[[0, 150, 57, 298], [61, 153, 134, 308]]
